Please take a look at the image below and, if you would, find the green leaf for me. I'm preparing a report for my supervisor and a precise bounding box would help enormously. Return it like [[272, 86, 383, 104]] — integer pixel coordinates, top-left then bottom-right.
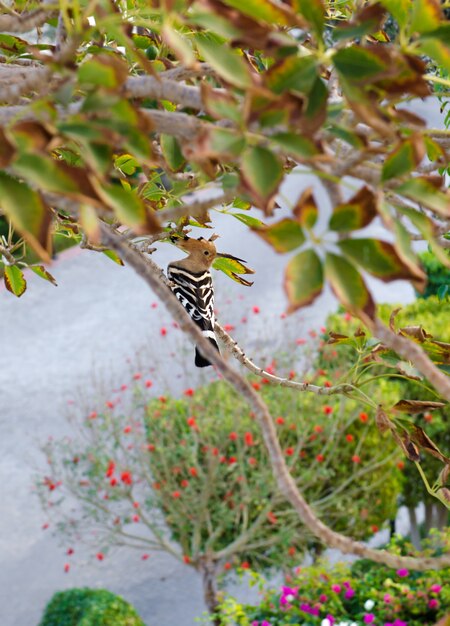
[[381, 135, 425, 182], [391, 220, 426, 292], [0, 172, 51, 263], [160, 134, 185, 171], [231, 213, 264, 228], [397, 205, 450, 268], [329, 186, 378, 231], [209, 128, 246, 158], [378, 0, 410, 27], [410, 0, 442, 34], [437, 284, 449, 301], [333, 46, 387, 80], [270, 132, 319, 159], [162, 22, 196, 66], [195, 34, 252, 89], [293, 0, 325, 38], [0, 34, 27, 54], [266, 56, 318, 95], [219, 0, 292, 25], [396, 178, 450, 218], [213, 255, 254, 286], [325, 253, 375, 319], [284, 249, 323, 313], [4, 265, 26, 297], [327, 126, 366, 149], [293, 188, 318, 228], [334, 4, 386, 41], [418, 37, 450, 73], [94, 183, 146, 228], [240, 146, 283, 212], [30, 265, 57, 286], [115, 154, 139, 176], [254, 218, 305, 253], [102, 250, 124, 266], [338, 238, 425, 283], [78, 55, 128, 89]]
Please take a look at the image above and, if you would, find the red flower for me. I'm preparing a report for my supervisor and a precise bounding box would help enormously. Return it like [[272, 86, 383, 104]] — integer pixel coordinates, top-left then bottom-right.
[[288, 546, 296, 556], [123, 425, 132, 434], [153, 482, 161, 490], [228, 456, 237, 464], [309, 330, 317, 338], [223, 324, 235, 332], [180, 479, 189, 488], [296, 338, 306, 345], [42, 523, 49, 530], [352, 455, 361, 463], [132, 515, 140, 523], [151, 302, 158, 308], [96, 553, 104, 561], [318, 369, 327, 376], [64, 563, 70, 573], [267, 511, 277, 524], [323, 405, 333, 415], [397, 460, 405, 470], [371, 524, 379, 533], [160, 327, 167, 336], [211, 447, 219, 456], [359, 412, 369, 423], [189, 467, 198, 477], [172, 491, 181, 499], [141, 553, 150, 560], [344, 312, 352, 321], [248, 457, 257, 466], [276, 416, 285, 425], [120, 384, 128, 391], [252, 306, 260, 314], [316, 454, 325, 463], [187, 417, 197, 428], [183, 555, 191, 564], [121, 471, 132, 485], [252, 382, 261, 390], [345, 434, 354, 442], [424, 413, 433, 423], [241, 317, 247, 323], [241, 561, 250, 569], [324, 381, 332, 388], [145, 380, 153, 388], [184, 388, 194, 397], [313, 425, 323, 433], [67, 548, 74, 555], [147, 444, 155, 452], [133, 501, 140, 509], [224, 562, 232, 570], [110, 477, 118, 487], [159, 396, 167, 403], [320, 326, 327, 334], [244, 432, 254, 446], [133, 373, 142, 380], [285, 447, 294, 456], [288, 370, 296, 380], [105, 401, 115, 409], [229, 432, 238, 441], [105, 461, 115, 478], [88, 411, 97, 420]]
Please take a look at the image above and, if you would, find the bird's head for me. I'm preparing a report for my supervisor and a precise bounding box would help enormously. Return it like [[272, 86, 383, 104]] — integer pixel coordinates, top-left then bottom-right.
[[170, 234, 219, 268]]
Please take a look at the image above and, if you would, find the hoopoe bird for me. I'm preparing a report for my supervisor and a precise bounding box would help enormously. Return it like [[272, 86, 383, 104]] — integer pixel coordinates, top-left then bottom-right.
[[168, 234, 220, 367]]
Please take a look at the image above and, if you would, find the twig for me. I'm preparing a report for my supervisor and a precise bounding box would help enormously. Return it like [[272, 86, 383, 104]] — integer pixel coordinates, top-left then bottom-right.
[[0, 2, 55, 33]]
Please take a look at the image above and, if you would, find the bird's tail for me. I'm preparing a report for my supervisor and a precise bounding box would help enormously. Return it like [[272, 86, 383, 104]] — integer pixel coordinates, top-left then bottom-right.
[[195, 334, 220, 368]]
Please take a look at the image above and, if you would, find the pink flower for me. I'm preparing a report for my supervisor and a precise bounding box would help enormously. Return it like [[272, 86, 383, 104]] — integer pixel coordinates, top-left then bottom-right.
[[428, 599, 439, 609], [430, 584, 442, 593], [331, 584, 341, 593], [280, 586, 298, 606], [396, 568, 409, 577], [383, 593, 392, 603], [364, 615, 375, 624], [344, 588, 355, 599], [319, 594, 328, 603], [252, 306, 260, 314]]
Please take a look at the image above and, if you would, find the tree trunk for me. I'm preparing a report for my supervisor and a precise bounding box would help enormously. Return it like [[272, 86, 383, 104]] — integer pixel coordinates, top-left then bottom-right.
[[424, 501, 435, 536], [408, 506, 422, 550], [436, 503, 449, 531], [199, 557, 220, 626]]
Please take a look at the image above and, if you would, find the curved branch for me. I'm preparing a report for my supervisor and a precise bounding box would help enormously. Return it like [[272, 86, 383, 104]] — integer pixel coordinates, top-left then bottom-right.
[[215, 324, 353, 396], [100, 224, 450, 571], [0, 3, 54, 33]]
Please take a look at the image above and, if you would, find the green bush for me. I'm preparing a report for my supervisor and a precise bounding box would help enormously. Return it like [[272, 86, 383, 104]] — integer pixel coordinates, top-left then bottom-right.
[[216, 533, 450, 626], [418, 251, 450, 300], [38, 588, 146, 626]]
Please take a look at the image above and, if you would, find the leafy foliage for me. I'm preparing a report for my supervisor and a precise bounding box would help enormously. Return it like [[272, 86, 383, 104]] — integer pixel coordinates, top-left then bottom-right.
[[418, 250, 450, 300], [38, 588, 146, 626], [215, 532, 450, 626]]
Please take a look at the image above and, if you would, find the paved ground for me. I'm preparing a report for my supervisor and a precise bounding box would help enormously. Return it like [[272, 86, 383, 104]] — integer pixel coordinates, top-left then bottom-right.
[[0, 162, 422, 625]]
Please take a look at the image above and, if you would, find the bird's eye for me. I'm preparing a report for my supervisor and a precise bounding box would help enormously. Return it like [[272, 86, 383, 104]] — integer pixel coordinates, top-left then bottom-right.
[[204, 250, 209, 255]]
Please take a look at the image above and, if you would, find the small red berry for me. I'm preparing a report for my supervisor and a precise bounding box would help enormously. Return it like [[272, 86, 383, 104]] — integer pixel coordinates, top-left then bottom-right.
[[359, 412, 369, 423], [345, 434, 354, 442], [352, 455, 361, 463]]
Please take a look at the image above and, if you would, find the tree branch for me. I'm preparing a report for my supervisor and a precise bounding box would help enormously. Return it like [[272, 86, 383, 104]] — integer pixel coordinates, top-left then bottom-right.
[[100, 224, 450, 571], [0, 3, 55, 33]]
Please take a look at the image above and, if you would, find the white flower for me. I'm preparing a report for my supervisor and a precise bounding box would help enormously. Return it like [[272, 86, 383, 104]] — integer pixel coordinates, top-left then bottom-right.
[[321, 619, 332, 626], [285, 594, 295, 603], [350, 623, 358, 626], [364, 599, 375, 611], [337, 622, 349, 626]]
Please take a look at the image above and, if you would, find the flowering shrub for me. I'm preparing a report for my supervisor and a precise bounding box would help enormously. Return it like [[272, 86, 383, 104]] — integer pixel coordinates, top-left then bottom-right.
[[35, 364, 402, 609], [38, 588, 145, 626], [215, 534, 450, 626]]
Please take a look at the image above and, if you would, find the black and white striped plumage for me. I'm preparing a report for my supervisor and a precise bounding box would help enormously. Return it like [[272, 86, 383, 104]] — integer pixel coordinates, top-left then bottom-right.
[[168, 236, 220, 367]]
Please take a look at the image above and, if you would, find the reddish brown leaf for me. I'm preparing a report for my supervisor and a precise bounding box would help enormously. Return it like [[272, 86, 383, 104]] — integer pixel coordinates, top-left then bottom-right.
[[293, 187, 318, 228], [410, 425, 450, 464], [375, 405, 392, 433], [392, 400, 446, 413]]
